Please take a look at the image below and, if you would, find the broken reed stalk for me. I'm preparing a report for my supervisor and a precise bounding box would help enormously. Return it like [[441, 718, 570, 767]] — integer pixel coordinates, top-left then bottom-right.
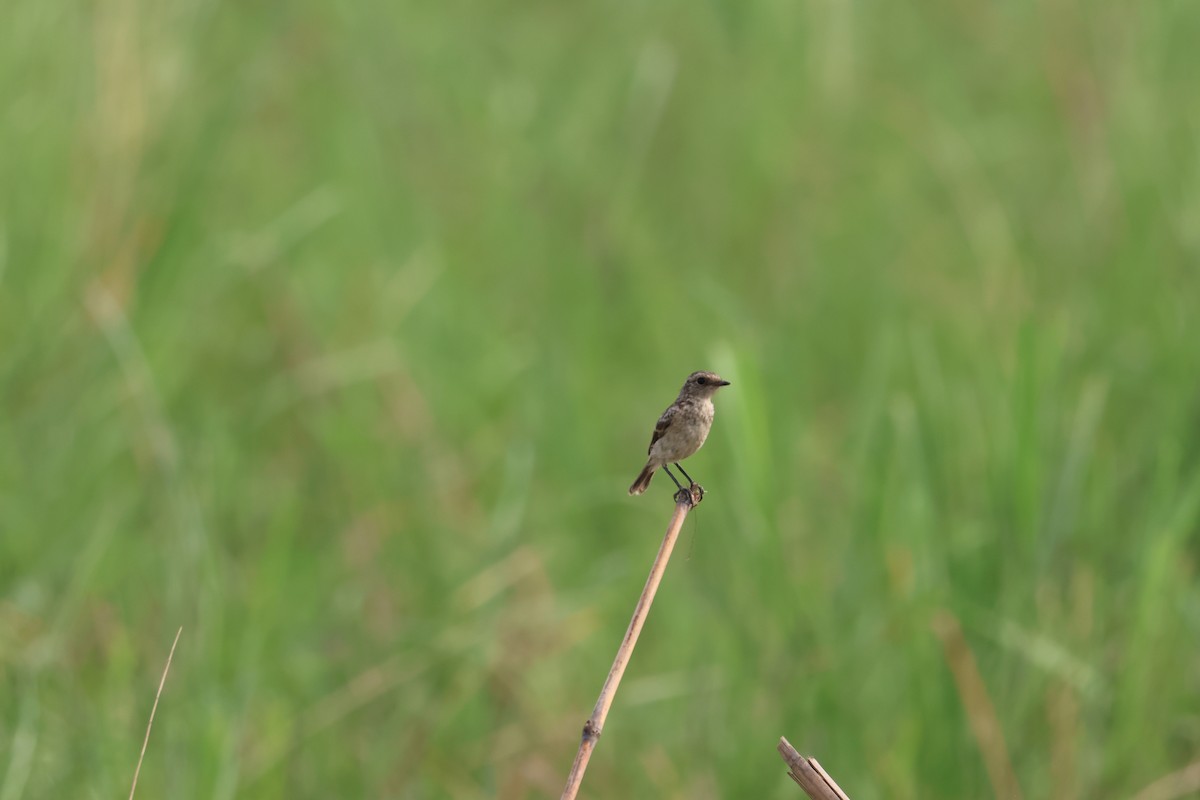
[[560, 484, 703, 800], [778, 737, 851, 800]]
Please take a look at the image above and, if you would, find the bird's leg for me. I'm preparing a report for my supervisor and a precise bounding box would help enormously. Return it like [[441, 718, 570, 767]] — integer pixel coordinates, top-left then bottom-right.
[[674, 463, 704, 504], [676, 460, 700, 503], [661, 464, 685, 491], [674, 463, 696, 487], [664, 466, 695, 506]]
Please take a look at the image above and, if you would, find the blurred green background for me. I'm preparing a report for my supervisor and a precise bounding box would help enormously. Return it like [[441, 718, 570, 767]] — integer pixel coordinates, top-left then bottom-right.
[[3, 0, 1199, 798]]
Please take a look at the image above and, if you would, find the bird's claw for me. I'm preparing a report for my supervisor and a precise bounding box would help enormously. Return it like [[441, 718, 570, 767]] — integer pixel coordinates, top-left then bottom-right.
[[674, 483, 705, 507]]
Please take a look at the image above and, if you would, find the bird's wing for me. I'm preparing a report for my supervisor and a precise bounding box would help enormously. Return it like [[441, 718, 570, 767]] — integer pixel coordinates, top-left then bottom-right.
[[647, 405, 675, 454]]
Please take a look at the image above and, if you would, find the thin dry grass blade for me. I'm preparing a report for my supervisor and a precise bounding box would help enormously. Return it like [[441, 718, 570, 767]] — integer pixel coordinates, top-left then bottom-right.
[[128, 627, 182, 800]]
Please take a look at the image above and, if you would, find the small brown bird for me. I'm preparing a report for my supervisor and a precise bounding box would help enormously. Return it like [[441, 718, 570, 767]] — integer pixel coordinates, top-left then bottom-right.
[[628, 370, 731, 496]]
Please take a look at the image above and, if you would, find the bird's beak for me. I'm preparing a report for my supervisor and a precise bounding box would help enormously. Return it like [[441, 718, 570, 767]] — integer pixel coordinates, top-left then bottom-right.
[[718, 380, 731, 386]]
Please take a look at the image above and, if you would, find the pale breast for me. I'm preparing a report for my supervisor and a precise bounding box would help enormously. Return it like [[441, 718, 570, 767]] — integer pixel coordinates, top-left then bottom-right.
[[649, 399, 715, 462]]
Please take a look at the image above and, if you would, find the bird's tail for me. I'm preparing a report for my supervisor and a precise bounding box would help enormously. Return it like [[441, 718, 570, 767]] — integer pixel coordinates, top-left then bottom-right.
[[628, 464, 655, 495]]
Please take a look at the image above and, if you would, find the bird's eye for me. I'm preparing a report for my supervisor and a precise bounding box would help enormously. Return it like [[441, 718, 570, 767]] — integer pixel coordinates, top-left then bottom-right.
[[696, 377, 708, 385]]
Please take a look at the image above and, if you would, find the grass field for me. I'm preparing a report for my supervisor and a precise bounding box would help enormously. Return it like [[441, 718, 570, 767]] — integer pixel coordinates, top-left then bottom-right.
[[3, 1, 1200, 798]]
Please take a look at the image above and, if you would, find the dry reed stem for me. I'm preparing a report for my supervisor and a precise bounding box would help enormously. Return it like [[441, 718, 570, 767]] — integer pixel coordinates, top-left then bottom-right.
[[931, 610, 1024, 800], [778, 737, 851, 800], [128, 626, 182, 800], [559, 485, 702, 800]]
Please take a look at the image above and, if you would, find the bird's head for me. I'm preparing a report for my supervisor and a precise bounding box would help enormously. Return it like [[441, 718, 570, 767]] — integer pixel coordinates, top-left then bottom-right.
[[679, 370, 731, 400]]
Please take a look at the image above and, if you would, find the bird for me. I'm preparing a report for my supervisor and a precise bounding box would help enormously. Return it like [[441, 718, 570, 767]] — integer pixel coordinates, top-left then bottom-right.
[[628, 370, 731, 496]]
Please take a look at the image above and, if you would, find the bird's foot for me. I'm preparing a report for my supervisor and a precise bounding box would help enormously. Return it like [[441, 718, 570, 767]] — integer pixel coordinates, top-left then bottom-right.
[[674, 483, 704, 507]]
